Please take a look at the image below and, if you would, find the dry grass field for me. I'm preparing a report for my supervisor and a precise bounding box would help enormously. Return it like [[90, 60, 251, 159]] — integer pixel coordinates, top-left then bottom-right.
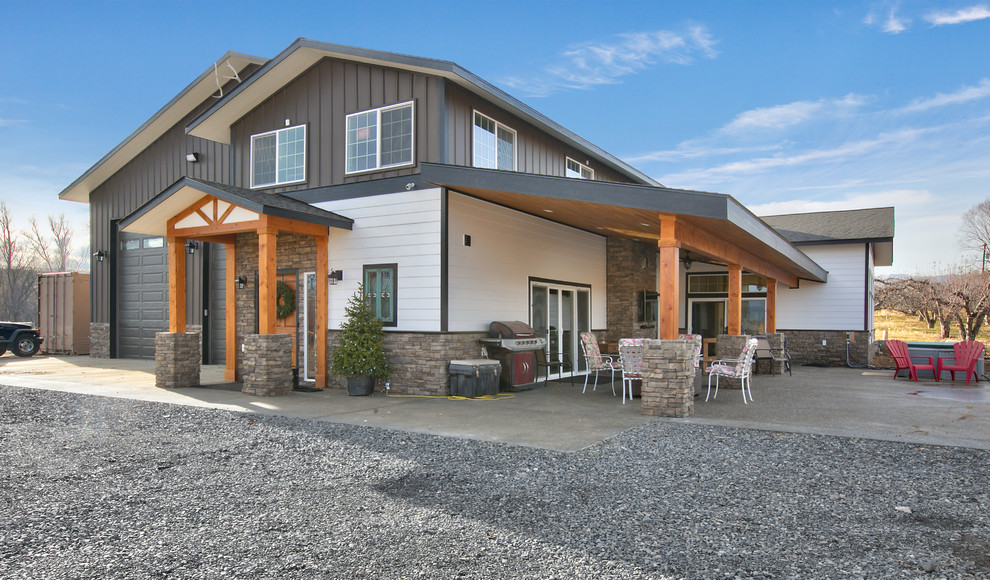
[[875, 309, 990, 343]]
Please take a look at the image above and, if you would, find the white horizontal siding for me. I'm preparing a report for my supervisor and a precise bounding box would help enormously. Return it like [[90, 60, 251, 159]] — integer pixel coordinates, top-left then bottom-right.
[[315, 189, 442, 332], [777, 244, 868, 330], [448, 193, 607, 332]]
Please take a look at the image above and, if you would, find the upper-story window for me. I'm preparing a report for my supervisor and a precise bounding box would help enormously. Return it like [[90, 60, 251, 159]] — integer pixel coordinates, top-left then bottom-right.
[[346, 101, 415, 174], [566, 157, 594, 180], [473, 111, 516, 171], [250, 125, 306, 188]]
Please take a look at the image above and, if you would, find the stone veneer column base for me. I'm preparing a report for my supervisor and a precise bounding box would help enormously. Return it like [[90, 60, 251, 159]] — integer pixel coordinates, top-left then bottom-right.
[[242, 334, 293, 397], [89, 323, 110, 359], [155, 332, 201, 388], [641, 339, 696, 417]]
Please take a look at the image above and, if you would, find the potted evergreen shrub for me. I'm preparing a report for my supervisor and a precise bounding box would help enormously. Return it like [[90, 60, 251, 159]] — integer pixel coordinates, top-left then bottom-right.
[[330, 285, 391, 395]]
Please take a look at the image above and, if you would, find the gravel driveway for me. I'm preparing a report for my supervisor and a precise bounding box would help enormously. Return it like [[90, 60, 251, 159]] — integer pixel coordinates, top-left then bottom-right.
[[1, 384, 988, 579]]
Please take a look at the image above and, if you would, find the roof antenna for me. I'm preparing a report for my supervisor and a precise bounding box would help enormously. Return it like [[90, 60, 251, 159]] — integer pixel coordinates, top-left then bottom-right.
[[212, 60, 242, 99]]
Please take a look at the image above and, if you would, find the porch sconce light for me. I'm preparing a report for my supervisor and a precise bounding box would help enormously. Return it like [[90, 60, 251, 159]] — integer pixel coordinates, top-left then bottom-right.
[[681, 256, 693, 270], [328, 269, 343, 285], [93, 250, 107, 263], [234, 275, 247, 289], [405, 182, 415, 191], [185, 240, 199, 255], [185, 152, 200, 163]]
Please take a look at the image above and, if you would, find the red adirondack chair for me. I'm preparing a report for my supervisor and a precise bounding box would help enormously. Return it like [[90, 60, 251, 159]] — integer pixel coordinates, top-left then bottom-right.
[[886, 340, 937, 382], [936, 341, 985, 384]]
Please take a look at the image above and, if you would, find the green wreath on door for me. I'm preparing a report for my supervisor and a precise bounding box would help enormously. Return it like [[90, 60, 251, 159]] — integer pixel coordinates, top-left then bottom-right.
[[276, 280, 296, 320]]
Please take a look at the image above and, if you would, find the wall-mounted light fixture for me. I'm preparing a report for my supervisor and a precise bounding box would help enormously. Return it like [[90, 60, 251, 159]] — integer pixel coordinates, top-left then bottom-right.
[[185, 152, 200, 163], [328, 269, 343, 285], [185, 240, 199, 255], [405, 182, 416, 191], [93, 250, 107, 263], [234, 275, 247, 289]]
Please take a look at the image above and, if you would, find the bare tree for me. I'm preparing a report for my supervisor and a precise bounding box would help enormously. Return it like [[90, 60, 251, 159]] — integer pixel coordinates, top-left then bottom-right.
[[960, 199, 990, 269], [26, 214, 73, 272], [875, 276, 942, 330], [0, 203, 37, 322], [941, 269, 990, 341]]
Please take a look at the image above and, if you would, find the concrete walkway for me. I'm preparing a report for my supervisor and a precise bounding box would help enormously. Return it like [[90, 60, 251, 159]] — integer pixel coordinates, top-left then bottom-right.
[[1, 354, 988, 451]]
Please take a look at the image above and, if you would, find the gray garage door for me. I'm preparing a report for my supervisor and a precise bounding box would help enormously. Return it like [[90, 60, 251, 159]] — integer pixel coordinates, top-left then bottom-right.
[[117, 233, 168, 359]]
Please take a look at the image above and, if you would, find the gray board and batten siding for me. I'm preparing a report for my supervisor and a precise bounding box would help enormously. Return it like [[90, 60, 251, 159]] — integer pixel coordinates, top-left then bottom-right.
[[230, 58, 444, 192], [229, 56, 639, 195]]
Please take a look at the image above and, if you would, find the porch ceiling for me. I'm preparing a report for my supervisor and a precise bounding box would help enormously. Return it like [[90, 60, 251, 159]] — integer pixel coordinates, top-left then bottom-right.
[[420, 163, 827, 285]]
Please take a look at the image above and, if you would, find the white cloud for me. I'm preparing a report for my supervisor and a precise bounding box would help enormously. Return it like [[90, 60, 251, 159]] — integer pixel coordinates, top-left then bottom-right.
[[625, 143, 784, 164], [720, 94, 868, 134], [500, 26, 719, 97], [899, 78, 990, 113], [925, 5, 990, 25], [660, 129, 923, 184], [0, 119, 28, 127]]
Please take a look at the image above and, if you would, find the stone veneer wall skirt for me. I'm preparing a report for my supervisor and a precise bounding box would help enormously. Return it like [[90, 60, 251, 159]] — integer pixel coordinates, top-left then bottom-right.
[[327, 330, 489, 396], [155, 332, 201, 388], [641, 339, 696, 417], [241, 333, 294, 396], [779, 329, 871, 367]]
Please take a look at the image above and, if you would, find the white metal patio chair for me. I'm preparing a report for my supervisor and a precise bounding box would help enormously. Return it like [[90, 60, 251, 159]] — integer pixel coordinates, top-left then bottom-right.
[[618, 338, 646, 404], [705, 337, 759, 404], [579, 331, 621, 396]]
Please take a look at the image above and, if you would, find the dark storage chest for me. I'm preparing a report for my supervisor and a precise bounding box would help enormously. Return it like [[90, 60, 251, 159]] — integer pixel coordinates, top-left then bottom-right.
[[449, 359, 501, 397]]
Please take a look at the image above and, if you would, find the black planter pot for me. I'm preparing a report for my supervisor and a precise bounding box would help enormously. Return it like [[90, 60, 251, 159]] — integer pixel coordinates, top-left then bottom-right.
[[346, 375, 375, 396]]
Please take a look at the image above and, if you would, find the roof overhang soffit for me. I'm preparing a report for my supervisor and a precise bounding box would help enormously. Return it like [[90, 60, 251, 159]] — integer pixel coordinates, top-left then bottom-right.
[[656, 215, 802, 288]]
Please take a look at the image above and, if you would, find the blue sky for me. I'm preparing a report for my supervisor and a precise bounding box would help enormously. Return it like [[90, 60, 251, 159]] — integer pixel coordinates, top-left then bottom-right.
[[2, 0, 989, 274]]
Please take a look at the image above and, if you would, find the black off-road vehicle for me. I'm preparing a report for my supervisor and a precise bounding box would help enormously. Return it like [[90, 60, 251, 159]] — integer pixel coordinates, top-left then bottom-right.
[[0, 322, 43, 357]]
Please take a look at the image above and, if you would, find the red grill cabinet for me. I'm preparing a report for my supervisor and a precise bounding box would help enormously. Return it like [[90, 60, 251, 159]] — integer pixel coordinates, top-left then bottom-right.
[[479, 321, 546, 392]]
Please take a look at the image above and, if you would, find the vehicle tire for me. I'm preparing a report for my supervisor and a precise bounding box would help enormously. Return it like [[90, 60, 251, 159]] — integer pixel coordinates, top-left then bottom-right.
[[12, 337, 39, 357]]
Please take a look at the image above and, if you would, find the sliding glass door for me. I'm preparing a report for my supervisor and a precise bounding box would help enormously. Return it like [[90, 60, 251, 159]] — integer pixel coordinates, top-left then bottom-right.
[[530, 281, 591, 381]]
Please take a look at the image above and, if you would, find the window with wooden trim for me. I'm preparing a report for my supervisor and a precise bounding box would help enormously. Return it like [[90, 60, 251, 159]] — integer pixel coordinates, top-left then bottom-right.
[[363, 263, 397, 327], [346, 102, 414, 174], [473, 111, 516, 171], [250, 125, 306, 188], [566, 157, 594, 179]]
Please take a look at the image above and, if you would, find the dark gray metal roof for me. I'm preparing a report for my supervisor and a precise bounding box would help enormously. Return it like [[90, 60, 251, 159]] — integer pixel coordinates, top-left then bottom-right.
[[760, 207, 895, 244], [119, 177, 353, 233]]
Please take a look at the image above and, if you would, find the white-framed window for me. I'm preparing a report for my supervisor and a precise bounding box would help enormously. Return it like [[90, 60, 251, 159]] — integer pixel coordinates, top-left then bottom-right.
[[566, 157, 594, 179], [250, 125, 306, 188], [346, 101, 415, 174], [473, 111, 516, 171]]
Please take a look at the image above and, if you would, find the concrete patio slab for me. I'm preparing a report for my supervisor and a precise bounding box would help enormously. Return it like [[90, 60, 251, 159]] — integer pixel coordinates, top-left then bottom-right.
[[1, 354, 988, 451]]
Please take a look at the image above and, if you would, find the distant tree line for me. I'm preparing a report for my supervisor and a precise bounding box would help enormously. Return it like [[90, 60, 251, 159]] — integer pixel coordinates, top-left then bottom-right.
[[0, 203, 88, 324], [875, 199, 990, 341]]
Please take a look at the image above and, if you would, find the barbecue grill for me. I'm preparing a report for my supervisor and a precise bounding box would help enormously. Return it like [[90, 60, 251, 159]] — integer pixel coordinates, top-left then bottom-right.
[[479, 321, 547, 391]]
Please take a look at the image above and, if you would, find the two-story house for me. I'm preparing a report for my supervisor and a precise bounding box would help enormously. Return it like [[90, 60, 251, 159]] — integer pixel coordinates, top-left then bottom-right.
[[59, 38, 893, 394]]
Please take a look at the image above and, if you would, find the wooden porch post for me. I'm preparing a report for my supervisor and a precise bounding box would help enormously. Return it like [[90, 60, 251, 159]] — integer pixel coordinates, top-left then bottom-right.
[[316, 234, 329, 388], [658, 215, 680, 340], [224, 241, 238, 382], [766, 277, 777, 333], [167, 236, 187, 333], [727, 264, 742, 335], [258, 225, 278, 335]]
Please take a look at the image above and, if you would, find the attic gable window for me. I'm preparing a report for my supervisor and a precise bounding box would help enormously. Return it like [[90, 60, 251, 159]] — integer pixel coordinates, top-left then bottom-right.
[[251, 125, 306, 188], [473, 111, 516, 171], [346, 101, 414, 174], [566, 157, 594, 180]]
